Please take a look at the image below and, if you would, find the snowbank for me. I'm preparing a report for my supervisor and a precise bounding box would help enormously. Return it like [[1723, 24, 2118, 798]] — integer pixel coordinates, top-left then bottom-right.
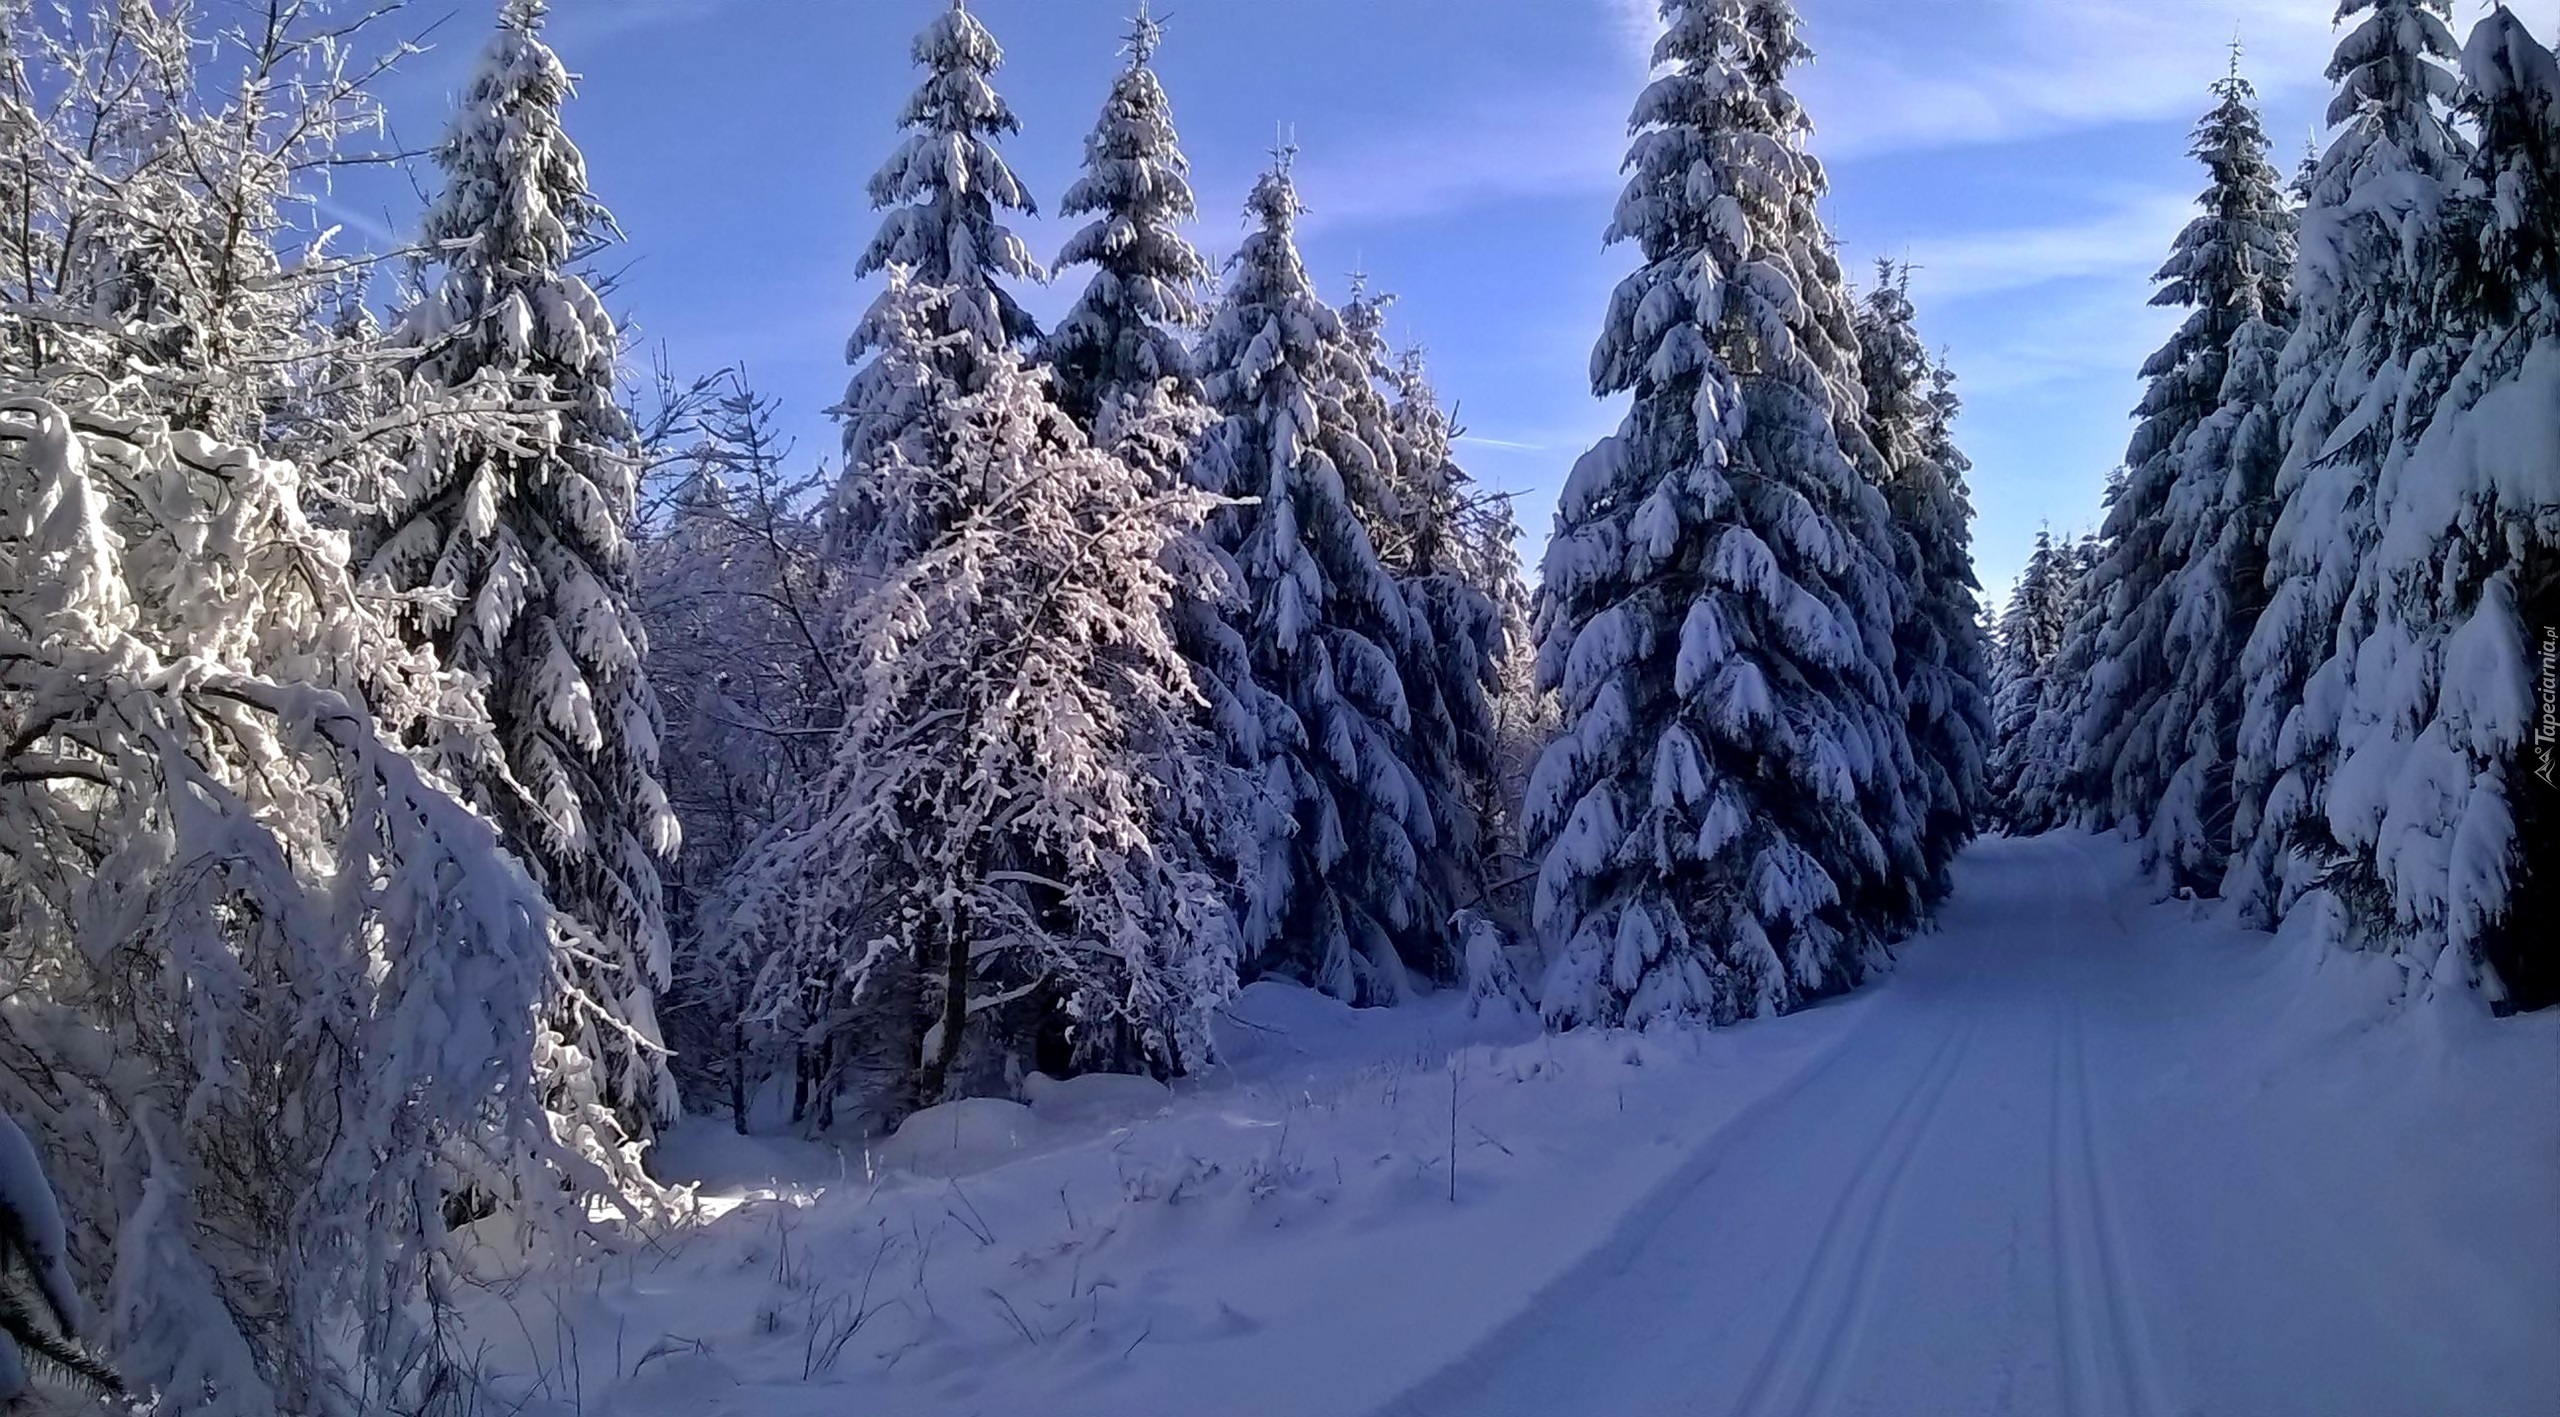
[[455, 839, 2558, 1417], [455, 980, 1869, 1416]]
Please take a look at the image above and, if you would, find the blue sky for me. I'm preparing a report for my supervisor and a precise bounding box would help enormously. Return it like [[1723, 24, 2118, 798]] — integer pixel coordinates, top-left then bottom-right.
[[344, 0, 2506, 601]]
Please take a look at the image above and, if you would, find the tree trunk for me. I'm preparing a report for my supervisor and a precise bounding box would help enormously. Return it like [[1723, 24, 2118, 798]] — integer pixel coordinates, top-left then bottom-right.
[[917, 895, 972, 1105], [729, 1015, 749, 1135], [813, 1039, 838, 1132]]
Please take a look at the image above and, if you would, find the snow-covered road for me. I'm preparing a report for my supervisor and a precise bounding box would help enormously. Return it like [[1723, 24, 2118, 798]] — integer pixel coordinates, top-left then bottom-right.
[[1387, 833, 2558, 1417], [470, 833, 2556, 1417]]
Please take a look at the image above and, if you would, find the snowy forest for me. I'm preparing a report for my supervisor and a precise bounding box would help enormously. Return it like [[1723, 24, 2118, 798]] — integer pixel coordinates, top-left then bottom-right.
[[0, 0, 2550, 1413]]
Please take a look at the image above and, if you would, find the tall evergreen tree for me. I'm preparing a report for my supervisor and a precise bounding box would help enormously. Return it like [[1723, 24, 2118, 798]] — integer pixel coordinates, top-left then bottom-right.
[[857, 0, 1040, 362], [2231, 0, 2469, 923], [2146, 66, 2301, 891], [2317, 8, 2558, 1005], [1379, 346, 1508, 934], [1193, 154, 1439, 1003], [1740, 0, 1931, 925], [1527, 0, 1921, 1029], [367, 0, 681, 1138], [1041, 8, 1280, 969], [1857, 264, 1992, 897], [1988, 527, 2080, 822], [1044, 4, 1210, 426], [1333, 278, 1510, 937], [2010, 507, 2114, 831], [833, 0, 1043, 581], [2079, 62, 2299, 852]]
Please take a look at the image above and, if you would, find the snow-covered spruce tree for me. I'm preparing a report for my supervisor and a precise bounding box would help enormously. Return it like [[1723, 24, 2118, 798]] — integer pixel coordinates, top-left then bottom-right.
[[1335, 285, 1509, 936], [365, 0, 681, 1139], [1987, 527, 2081, 823], [0, 377, 655, 1415], [2142, 69, 2301, 891], [775, 0, 1047, 1117], [2316, 9, 2558, 1007], [845, 0, 1039, 426], [1528, 0, 1923, 1029], [1378, 346, 1508, 934], [1042, 4, 1211, 426], [719, 273, 1238, 1112], [2229, 0, 2469, 923], [2152, 302, 2295, 889], [2076, 61, 2297, 882], [1041, 5, 1278, 975], [1193, 156, 1444, 1002], [1390, 375, 1546, 924], [2009, 506, 2114, 832], [825, 12, 1039, 658], [1856, 264, 1991, 897], [1462, 481, 1551, 925], [1739, 0, 1932, 924]]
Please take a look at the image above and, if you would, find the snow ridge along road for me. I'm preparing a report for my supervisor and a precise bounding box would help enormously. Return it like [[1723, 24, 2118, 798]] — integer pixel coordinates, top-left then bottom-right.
[[1382, 833, 2558, 1417]]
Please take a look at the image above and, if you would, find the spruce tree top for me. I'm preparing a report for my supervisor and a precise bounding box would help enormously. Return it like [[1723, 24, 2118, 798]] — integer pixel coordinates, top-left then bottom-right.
[[1600, 0, 1807, 398], [2133, 60, 2295, 467], [1048, 4, 1211, 423], [1858, 261, 1932, 470], [2300, 0, 2468, 311], [860, 0, 1041, 354], [2324, 0, 2463, 160], [406, 0, 619, 410], [1197, 150, 1408, 654], [2158, 61, 2295, 325], [1600, 0, 1883, 540]]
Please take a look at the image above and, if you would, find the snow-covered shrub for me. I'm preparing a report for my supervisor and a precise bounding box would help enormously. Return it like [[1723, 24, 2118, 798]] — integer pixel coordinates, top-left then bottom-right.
[[0, 378, 653, 1414]]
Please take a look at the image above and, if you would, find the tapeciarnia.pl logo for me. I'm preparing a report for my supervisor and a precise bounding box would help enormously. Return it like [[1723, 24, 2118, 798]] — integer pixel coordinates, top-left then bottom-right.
[[2537, 624, 2557, 790]]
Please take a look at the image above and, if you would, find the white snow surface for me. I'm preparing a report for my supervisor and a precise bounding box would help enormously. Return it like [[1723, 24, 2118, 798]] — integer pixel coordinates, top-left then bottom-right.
[[459, 833, 2559, 1417]]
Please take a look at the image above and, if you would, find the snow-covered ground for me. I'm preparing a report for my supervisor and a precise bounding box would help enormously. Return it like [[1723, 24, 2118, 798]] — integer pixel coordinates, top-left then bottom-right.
[[456, 833, 2560, 1417]]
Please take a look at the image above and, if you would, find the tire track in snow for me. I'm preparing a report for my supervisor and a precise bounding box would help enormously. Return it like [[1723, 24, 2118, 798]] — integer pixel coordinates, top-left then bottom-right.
[[2052, 998, 2172, 1417], [1727, 1016, 1979, 1417]]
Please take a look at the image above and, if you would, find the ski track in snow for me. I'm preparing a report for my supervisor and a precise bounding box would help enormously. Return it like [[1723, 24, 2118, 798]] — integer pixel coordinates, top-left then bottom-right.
[[466, 833, 2560, 1417], [1383, 834, 2556, 1417]]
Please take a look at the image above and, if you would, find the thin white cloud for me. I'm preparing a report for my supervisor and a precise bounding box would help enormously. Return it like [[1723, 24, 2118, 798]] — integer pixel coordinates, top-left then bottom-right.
[[1901, 186, 2200, 301], [1295, 0, 2509, 230], [1456, 433, 1549, 453], [1295, 0, 2309, 232], [1799, 0, 2507, 159], [1794, 0, 2334, 159], [547, 0, 745, 48], [1293, 86, 1627, 231], [1284, 0, 1652, 231], [1607, 0, 1668, 70]]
